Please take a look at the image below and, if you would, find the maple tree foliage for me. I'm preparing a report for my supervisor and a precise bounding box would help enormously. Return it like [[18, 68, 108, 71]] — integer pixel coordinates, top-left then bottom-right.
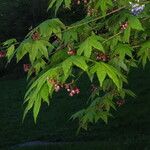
[[1, 0, 150, 130]]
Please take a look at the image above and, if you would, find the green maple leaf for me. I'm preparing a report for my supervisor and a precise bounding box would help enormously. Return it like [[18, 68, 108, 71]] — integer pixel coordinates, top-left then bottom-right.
[[78, 35, 104, 58], [128, 16, 144, 31], [115, 43, 133, 60]]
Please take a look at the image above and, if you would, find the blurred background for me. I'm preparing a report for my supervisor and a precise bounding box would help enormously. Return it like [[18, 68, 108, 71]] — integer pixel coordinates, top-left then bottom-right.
[[0, 0, 150, 150]]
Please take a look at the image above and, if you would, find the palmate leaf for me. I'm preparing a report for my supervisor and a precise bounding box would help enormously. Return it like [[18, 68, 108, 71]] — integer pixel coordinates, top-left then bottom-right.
[[78, 42, 92, 58], [76, 93, 115, 128], [70, 56, 88, 71], [32, 59, 47, 75], [96, 111, 111, 124], [78, 34, 104, 58], [128, 16, 144, 31], [6, 45, 15, 62], [104, 96, 116, 111], [38, 18, 65, 39], [26, 63, 62, 92], [96, 63, 107, 87], [33, 94, 41, 123], [117, 60, 128, 72], [23, 64, 69, 122], [117, 0, 130, 5], [62, 55, 88, 80], [119, 88, 136, 99], [54, 0, 63, 15], [49, 19, 65, 39], [34, 41, 49, 59], [50, 49, 69, 65], [26, 18, 65, 39], [38, 20, 52, 38], [16, 39, 31, 62], [34, 40, 52, 59], [16, 38, 54, 64], [102, 0, 113, 13], [122, 26, 131, 43], [71, 109, 86, 120], [63, 29, 78, 45], [48, 0, 72, 14], [110, 54, 131, 72], [114, 43, 133, 60], [90, 62, 126, 90], [3, 38, 17, 46], [123, 89, 136, 98], [24, 66, 60, 102], [30, 42, 39, 64], [64, 0, 72, 8], [62, 58, 72, 77], [95, 0, 113, 15], [138, 40, 150, 67], [48, 0, 56, 10], [23, 91, 37, 122], [103, 63, 125, 90], [109, 35, 121, 50]]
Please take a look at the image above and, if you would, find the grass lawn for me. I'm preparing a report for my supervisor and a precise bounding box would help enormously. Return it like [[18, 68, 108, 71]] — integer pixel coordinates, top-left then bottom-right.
[[1, 63, 150, 150]]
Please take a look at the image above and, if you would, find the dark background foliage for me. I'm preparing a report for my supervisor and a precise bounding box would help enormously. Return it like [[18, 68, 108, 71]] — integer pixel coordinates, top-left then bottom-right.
[[0, 0, 49, 40], [0, 0, 85, 40], [0, 0, 86, 77]]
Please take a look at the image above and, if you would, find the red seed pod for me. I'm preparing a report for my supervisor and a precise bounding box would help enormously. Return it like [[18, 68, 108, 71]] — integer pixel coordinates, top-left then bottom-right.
[[23, 64, 31, 72], [67, 88, 71, 92], [83, 0, 87, 4], [64, 84, 70, 89], [69, 92, 74, 97], [0, 51, 6, 58], [96, 53, 110, 62], [77, 0, 81, 5], [120, 22, 128, 30], [67, 50, 76, 56], [71, 90, 76, 94], [116, 99, 125, 107], [102, 55, 108, 62], [96, 55, 101, 60], [55, 85, 61, 92], [74, 87, 80, 94], [32, 32, 40, 41]]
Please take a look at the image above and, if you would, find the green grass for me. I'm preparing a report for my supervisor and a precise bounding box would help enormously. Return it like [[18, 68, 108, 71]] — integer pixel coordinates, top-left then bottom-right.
[[1, 63, 150, 150]]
